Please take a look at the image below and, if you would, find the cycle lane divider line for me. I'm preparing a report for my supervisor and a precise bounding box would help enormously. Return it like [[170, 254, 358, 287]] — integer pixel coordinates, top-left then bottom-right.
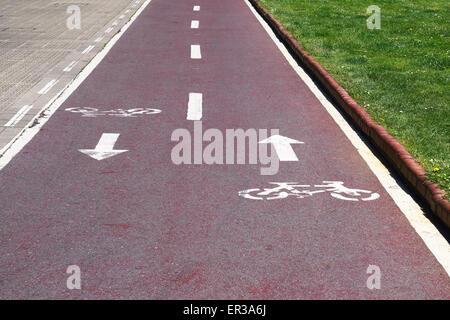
[[38, 79, 58, 95], [190, 44, 202, 59], [191, 20, 199, 29], [187, 93, 203, 120]]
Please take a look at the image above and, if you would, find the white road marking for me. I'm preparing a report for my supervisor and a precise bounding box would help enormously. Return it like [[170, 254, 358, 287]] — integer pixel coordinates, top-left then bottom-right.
[[191, 44, 202, 59], [125, 9, 130, 13], [105, 27, 114, 33], [79, 133, 128, 160], [191, 20, 199, 29], [0, 0, 152, 164], [112, 20, 118, 26], [38, 79, 58, 95], [119, 15, 125, 19], [193, 5, 200, 11], [65, 107, 162, 117], [187, 93, 203, 120], [244, 0, 450, 275], [82, 45, 95, 54], [259, 135, 304, 161], [63, 61, 78, 72], [94, 36, 104, 43], [239, 181, 379, 201], [4, 105, 33, 127]]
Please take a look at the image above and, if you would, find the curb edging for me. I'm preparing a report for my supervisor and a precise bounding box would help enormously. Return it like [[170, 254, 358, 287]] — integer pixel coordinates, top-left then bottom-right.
[[248, 0, 449, 228]]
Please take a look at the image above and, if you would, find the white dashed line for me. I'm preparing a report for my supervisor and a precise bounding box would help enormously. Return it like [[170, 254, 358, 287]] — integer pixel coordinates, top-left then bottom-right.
[[187, 93, 203, 120], [191, 20, 199, 29], [193, 5, 200, 11], [63, 61, 78, 72], [4, 105, 33, 127], [82, 45, 95, 54], [190, 45, 201, 59], [119, 15, 125, 19], [38, 79, 58, 95], [105, 27, 114, 33], [95, 36, 104, 43], [112, 20, 118, 26]]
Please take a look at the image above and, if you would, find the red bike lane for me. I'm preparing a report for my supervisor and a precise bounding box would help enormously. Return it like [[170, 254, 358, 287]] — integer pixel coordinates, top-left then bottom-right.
[[0, 0, 448, 299]]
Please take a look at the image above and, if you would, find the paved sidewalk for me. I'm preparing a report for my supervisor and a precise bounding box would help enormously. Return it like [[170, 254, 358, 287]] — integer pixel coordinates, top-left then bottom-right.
[[0, 0, 143, 149]]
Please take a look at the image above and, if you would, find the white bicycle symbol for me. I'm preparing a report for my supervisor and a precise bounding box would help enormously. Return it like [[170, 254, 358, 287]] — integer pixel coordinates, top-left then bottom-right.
[[238, 181, 380, 201], [65, 107, 162, 117]]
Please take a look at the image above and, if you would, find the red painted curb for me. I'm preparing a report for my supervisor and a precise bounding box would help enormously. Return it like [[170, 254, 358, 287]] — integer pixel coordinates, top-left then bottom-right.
[[249, 0, 449, 228]]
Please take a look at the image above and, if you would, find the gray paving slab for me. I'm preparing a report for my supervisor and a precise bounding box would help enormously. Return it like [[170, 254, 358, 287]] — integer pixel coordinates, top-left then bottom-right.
[[0, 0, 139, 112], [0, 0, 144, 151]]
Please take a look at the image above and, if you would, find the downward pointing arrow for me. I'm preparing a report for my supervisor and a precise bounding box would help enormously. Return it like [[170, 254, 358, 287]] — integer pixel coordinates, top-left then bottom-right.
[[79, 133, 128, 160], [259, 134, 304, 161]]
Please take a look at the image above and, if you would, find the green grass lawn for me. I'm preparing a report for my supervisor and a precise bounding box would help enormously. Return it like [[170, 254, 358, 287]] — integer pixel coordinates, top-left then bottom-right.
[[258, 0, 449, 199]]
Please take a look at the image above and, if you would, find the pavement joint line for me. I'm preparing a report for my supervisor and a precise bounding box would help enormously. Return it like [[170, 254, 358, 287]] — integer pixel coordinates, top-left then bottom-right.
[[82, 45, 95, 55], [245, 0, 450, 275], [3, 105, 33, 127], [63, 61, 78, 72], [191, 44, 202, 59], [38, 79, 58, 95]]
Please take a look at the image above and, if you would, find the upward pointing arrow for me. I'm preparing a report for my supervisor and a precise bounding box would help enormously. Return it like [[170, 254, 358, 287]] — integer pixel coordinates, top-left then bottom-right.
[[259, 134, 304, 161], [79, 133, 128, 160]]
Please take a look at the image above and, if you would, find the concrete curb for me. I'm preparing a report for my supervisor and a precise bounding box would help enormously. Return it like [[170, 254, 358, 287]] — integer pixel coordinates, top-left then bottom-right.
[[249, 0, 449, 228]]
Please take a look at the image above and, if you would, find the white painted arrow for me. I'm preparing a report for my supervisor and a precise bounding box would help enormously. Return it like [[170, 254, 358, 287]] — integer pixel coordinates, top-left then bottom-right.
[[259, 134, 304, 161], [79, 133, 128, 160]]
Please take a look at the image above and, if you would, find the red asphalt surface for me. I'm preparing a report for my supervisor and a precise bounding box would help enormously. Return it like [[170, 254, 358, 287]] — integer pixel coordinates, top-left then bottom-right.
[[0, 0, 448, 299]]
